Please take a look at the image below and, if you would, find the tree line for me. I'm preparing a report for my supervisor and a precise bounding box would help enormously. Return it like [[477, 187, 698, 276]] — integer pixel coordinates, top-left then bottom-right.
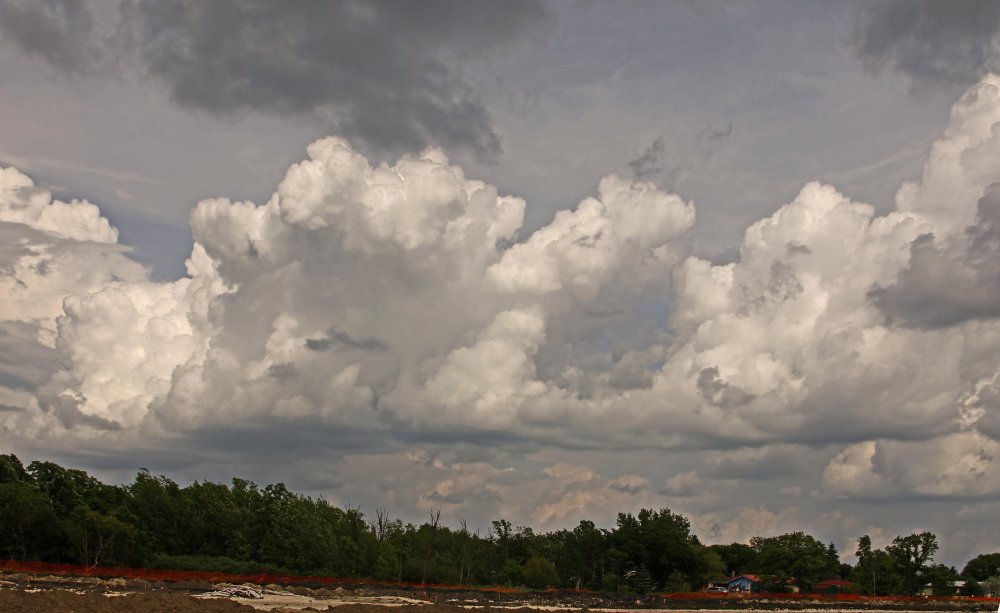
[[1, 453, 997, 595]]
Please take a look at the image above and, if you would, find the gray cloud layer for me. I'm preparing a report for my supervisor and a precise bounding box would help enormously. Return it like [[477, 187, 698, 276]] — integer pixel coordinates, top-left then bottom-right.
[[0, 0, 104, 75], [853, 0, 1000, 86], [871, 185, 1000, 328], [0, 0, 549, 160]]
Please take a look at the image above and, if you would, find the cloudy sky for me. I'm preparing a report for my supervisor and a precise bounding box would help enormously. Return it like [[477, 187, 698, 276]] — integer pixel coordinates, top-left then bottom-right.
[[4, 0, 1000, 567]]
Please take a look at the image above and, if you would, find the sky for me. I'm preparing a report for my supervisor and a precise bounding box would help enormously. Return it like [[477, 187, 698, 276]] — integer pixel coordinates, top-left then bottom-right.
[[2, 0, 1000, 568]]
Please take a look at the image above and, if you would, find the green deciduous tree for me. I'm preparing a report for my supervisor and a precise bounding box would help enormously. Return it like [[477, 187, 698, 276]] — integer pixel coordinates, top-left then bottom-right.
[[0, 453, 978, 598], [0, 482, 54, 560], [0, 454, 31, 484], [609, 508, 708, 591], [695, 546, 727, 586], [963, 552, 1000, 581], [887, 532, 938, 596], [852, 532, 939, 596], [960, 577, 986, 596], [853, 535, 901, 596], [710, 542, 757, 577], [29, 461, 109, 516], [923, 563, 958, 596], [751, 532, 830, 592], [983, 575, 1000, 597], [64, 506, 136, 568]]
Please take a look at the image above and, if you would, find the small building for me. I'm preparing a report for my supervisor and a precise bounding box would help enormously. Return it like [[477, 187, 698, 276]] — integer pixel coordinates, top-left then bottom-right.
[[921, 580, 965, 597], [726, 574, 759, 593]]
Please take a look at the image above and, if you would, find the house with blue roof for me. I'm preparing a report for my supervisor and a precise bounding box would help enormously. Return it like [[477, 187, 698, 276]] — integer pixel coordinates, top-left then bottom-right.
[[725, 574, 759, 593]]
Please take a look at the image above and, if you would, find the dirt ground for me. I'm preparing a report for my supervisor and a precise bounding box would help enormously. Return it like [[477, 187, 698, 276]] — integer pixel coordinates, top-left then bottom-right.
[[0, 590, 251, 612], [3, 590, 997, 613], [1, 573, 995, 613], [0, 592, 489, 613]]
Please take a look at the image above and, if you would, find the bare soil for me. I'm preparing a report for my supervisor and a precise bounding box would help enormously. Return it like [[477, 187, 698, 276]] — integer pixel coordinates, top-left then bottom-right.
[[0, 590, 253, 612], [1, 572, 995, 613]]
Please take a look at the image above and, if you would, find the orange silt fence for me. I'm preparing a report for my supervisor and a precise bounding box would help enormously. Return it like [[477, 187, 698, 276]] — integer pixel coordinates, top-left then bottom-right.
[[0, 559, 525, 593]]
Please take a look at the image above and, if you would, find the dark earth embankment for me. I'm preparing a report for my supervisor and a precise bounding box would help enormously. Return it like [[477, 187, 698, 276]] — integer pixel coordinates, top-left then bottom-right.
[[2, 569, 998, 612]]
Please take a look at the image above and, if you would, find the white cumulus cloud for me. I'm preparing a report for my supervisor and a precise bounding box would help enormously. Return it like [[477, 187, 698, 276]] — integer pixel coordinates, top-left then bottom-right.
[[6, 76, 1000, 562]]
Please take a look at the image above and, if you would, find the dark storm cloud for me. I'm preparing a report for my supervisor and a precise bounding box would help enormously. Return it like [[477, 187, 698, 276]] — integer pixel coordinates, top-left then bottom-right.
[[852, 0, 1000, 86], [870, 186, 1000, 328], [187, 422, 389, 458], [0, 0, 104, 74], [133, 0, 549, 159], [0, 0, 549, 159]]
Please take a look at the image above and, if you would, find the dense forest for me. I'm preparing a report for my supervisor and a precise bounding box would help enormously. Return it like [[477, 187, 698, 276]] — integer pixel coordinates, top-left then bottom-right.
[[2, 453, 999, 596]]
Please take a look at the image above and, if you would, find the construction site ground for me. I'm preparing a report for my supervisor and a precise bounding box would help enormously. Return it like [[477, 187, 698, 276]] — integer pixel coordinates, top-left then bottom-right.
[[1, 571, 998, 613]]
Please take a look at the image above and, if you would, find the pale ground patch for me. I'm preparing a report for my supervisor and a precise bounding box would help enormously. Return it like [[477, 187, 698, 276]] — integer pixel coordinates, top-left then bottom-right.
[[212, 593, 434, 611]]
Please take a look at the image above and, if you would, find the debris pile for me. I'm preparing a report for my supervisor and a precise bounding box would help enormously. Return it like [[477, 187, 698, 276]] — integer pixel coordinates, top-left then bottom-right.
[[195, 584, 293, 600]]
